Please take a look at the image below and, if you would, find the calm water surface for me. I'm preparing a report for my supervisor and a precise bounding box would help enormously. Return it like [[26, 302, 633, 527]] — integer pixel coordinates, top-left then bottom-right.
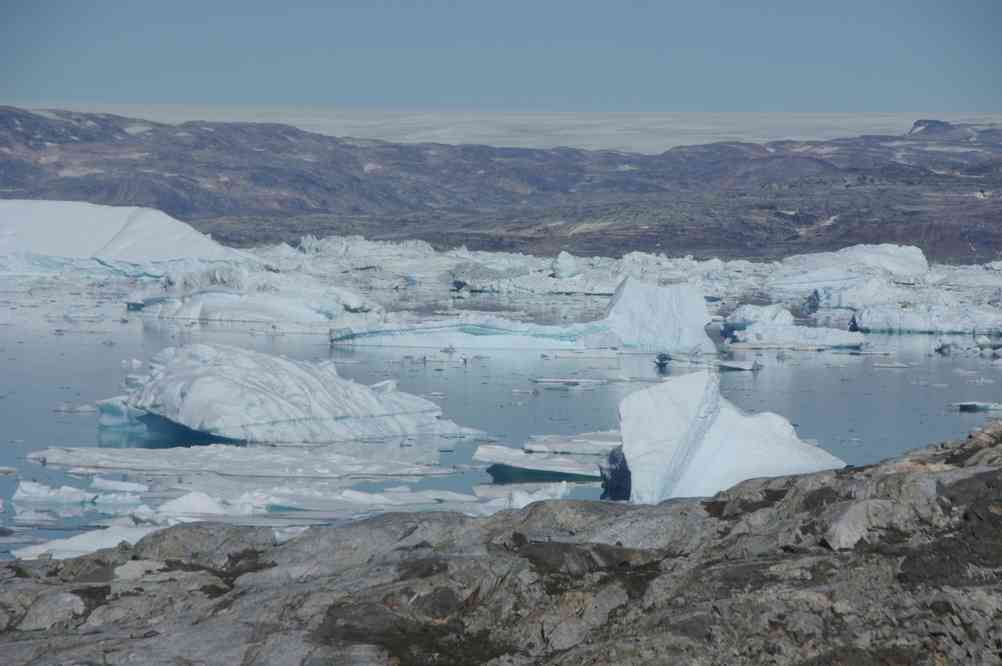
[[2, 314, 998, 555]]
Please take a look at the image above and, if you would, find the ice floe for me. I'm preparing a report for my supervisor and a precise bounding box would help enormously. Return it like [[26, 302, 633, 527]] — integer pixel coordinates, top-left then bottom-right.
[[619, 371, 845, 503], [473, 444, 602, 482], [29, 444, 455, 480], [730, 322, 866, 350], [13, 525, 159, 560], [13, 480, 142, 506]]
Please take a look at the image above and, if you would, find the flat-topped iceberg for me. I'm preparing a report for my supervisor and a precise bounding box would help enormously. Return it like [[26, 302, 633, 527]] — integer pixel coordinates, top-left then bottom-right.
[[619, 371, 844, 503], [108, 344, 472, 443], [0, 199, 239, 262], [332, 277, 717, 354], [473, 444, 602, 482], [855, 301, 1002, 335]]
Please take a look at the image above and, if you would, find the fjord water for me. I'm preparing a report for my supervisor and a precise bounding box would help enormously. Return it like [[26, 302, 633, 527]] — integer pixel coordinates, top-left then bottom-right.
[[2, 307, 998, 556]]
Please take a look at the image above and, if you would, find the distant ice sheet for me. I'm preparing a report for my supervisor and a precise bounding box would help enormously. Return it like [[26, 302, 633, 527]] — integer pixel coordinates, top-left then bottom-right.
[[39, 106, 1002, 153]]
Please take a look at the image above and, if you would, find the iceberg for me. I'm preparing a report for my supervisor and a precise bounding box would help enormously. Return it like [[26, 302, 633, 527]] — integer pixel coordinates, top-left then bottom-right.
[[765, 244, 929, 302], [110, 344, 472, 443], [855, 302, 1002, 335], [0, 199, 239, 262], [552, 251, 579, 278], [725, 303, 794, 327], [619, 371, 844, 503], [131, 262, 380, 332], [731, 322, 865, 349], [332, 277, 716, 354]]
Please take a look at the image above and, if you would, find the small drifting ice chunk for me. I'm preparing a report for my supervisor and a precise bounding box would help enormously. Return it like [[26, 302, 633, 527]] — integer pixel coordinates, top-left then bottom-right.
[[13, 481, 141, 506], [618, 371, 844, 503], [715, 359, 761, 372], [116, 344, 472, 443], [157, 491, 254, 520], [725, 304, 794, 328], [473, 444, 601, 482], [121, 358, 144, 371], [92, 477, 149, 493], [530, 377, 609, 389], [13, 481, 97, 504], [523, 431, 621, 456], [96, 396, 147, 428], [552, 251, 579, 278], [976, 335, 1002, 350], [732, 323, 865, 350], [477, 482, 571, 514], [954, 401, 1002, 413], [53, 402, 97, 414], [337, 488, 480, 507], [13, 526, 158, 560]]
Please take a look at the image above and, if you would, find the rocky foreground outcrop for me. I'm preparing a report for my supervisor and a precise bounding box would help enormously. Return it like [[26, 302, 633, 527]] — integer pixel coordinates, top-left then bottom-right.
[[3, 424, 1002, 665]]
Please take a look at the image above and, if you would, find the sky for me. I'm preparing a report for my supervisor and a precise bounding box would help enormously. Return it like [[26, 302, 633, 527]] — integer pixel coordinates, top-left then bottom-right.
[[1, 0, 1000, 112]]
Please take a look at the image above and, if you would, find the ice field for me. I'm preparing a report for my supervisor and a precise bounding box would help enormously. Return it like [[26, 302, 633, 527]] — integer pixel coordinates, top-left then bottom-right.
[[3, 200, 1002, 558]]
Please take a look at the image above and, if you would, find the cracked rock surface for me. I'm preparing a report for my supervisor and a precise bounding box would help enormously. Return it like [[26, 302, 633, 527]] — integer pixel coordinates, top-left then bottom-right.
[[3, 423, 1002, 664]]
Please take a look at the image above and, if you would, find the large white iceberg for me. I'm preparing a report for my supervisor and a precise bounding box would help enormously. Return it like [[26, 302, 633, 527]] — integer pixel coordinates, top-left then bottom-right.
[[0, 200, 238, 262], [620, 371, 844, 503], [332, 277, 716, 354], [110, 344, 472, 443]]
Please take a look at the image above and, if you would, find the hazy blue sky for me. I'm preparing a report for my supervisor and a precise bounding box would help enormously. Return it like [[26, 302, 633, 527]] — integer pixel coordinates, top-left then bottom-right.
[[2, 0, 999, 111]]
